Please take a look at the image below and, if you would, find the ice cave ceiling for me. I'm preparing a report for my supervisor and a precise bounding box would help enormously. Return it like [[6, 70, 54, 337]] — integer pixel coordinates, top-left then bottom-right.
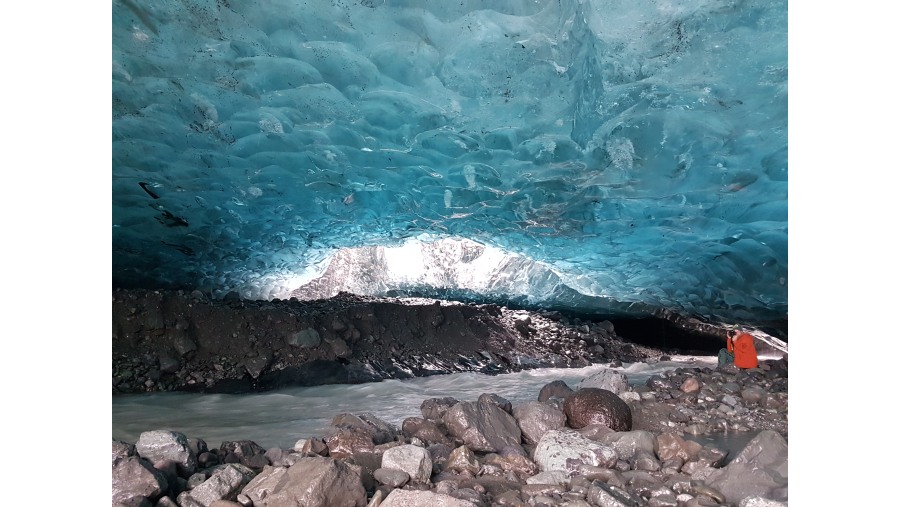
[[111, 0, 788, 327]]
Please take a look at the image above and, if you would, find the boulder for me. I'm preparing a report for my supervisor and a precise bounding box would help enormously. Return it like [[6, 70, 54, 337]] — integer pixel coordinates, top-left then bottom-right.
[[443, 400, 522, 453], [702, 430, 789, 504], [219, 441, 268, 469], [513, 401, 566, 445], [373, 467, 410, 488], [380, 489, 477, 507], [402, 417, 452, 446], [242, 457, 366, 507], [445, 445, 480, 475], [533, 429, 618, 473], [325, 427, 375, 459], [655, 433, 702, 462], [381, 444, 433, 483], [421, 397, 460, 421], [478, 393, 512, 414], [600, 430, 656, 461], [113, 440, 136, 463], [112, 457, 168, 505], [177, 464, 255, 507], [332, 413, 398, 445], [563, 388, 632, 431], [578, 369, 629, 395], [136, 430, 197, 474], [537, 380, 575, 402]]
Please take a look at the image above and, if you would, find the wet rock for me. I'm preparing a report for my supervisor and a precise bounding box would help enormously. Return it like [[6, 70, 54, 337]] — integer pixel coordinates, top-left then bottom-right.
[[242, 457, 366, 507], [373, 467, 409, 488], [478, 393, 513, 414], [537, 380, 575, 403], [381, 444, 433, 483], [332, 413, 398, 445], [293, 437, 328, 455], [533, 429, 618, 473], [445, 445, 480, 475], [680, 378, 701, 393], [421, 397, 460, 421], [177, 464, 255, 507], [526, 470, 569, 485], [219, 441, 268, 470], [380, 489, 477, 507], [443, 400, 522, 453], [402, 417, 452, 446], [600, 430, 656, 461], [113, 439, 136, 462], [563, 388, 632, 431], [512, 401, 566, 446], [578, 369, 629, 395], [136, 430, 197, 475], [655, 433, 702, 462], [112, 457, 168, 505], [243, 356, 269, 379], [325, 427, 375, 459]]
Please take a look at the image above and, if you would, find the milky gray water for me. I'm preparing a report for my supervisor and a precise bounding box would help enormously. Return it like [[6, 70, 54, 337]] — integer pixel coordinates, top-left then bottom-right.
[[112, 356, 718, 450]]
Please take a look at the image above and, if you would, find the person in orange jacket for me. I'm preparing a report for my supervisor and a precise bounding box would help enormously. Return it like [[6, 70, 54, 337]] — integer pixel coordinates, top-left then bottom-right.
[[718, 328, 759, 369]]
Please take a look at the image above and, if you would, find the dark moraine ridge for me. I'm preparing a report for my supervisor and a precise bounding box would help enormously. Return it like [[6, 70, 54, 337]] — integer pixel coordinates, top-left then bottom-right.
[[112, 288, 735, 395]]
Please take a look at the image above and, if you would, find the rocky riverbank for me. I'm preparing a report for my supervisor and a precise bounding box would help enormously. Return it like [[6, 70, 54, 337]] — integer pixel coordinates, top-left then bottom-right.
[[113, 289, 707, 395], [112, 356, 788, 507]]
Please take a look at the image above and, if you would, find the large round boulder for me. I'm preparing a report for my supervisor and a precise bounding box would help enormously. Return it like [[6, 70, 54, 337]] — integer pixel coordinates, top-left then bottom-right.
[[563, 388, 632, 431]]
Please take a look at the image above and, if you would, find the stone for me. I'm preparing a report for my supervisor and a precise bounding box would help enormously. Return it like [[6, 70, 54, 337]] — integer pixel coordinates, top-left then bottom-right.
[[178, 464, 255, 507], [538, 380, 575, 402], [600, 430, 656, 461], [513, 401, 566, 445], [655, 433, 702, 462], [373, 467, 410, 488], [680, 378, 701, 393], [381, 444, 433, 483], [741, 386, 768, 405], [533, 430, 618, 473], [112, 457, 168, 505], [478, 393, 513, 413], [325, 427, 375, 459], [738, 497, 788, 507], [445, 445, 480, 475], [242, 457, 366, 507], [219, 441, 268, 470], [443, 400, 523, 453], [329, 338, 351, 357], [578, 369, 629, 395], [136, 430, 197, 474], [113, 439, 136, 463], [293, 437, 327, 455], [402, 417, 452, 446], [287, 328, 320, 348], [563, 388, 632, 431], [632, 449, 660, 471], [526, 470, 569, 485], [332, 413, 398, 445], [421, 397, 460, 420], [380, 489, 477, 507]]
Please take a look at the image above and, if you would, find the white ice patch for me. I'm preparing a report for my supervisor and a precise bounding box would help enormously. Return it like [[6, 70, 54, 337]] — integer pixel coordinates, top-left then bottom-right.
[[606, 137, 635, 171], [464, 164, 476, 189]]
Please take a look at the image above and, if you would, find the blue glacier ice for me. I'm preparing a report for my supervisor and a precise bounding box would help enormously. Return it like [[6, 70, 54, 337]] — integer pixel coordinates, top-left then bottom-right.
[[112, 0, 788, 328]]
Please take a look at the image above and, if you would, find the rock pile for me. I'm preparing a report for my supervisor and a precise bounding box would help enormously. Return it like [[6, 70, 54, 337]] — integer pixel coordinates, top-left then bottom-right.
[[112, 289, 670, 394], [113, 358, 788, 506]]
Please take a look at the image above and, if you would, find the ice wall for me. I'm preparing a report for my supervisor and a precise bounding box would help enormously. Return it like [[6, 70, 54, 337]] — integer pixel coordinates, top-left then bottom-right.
[[112, 0, 788, 325]]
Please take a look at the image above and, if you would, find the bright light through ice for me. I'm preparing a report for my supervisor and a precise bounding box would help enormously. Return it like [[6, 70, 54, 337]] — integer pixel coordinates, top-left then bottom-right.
[[286, 235, 570, 302], [382, 241, 429, 282]]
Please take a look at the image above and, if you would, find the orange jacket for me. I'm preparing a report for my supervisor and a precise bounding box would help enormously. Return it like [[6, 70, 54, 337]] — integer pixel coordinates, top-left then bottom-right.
[[728, 332, 758, 369]]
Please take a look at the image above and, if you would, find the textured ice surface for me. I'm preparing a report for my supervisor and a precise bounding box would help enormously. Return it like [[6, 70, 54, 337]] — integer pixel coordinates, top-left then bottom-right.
[[112, 0, 787, 325]]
